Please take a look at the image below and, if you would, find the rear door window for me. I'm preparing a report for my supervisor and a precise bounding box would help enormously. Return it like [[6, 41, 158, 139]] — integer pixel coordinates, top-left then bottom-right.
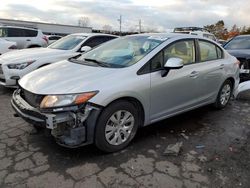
[[7, 28, 25, 37]]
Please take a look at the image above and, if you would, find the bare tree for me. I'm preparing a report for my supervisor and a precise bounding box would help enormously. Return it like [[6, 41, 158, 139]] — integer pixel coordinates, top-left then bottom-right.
[[102, 25, 113, 33], [128, 26, 137, 33], [78, 17, 90, 27]]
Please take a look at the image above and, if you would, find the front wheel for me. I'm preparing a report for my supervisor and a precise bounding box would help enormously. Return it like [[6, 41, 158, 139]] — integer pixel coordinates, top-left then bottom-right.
[[95, 100, 139, 152], [214, 80, 233, 109]]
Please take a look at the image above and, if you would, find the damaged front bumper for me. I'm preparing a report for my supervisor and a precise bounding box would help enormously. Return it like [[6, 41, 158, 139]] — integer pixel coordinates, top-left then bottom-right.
[[11, 89, 102, 148]]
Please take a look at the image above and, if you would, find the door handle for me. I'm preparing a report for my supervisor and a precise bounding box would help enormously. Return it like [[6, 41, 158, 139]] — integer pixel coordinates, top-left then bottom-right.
[[190, 71, 199, 78], [219, 64, 224, 69], [26, 39, 31, 41]]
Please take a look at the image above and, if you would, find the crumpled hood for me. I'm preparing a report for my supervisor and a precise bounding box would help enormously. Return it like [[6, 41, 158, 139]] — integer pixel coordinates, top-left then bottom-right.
[[227, 49, 250, 59], [19, 60, 121, 95], [0, 48, 69, 64]]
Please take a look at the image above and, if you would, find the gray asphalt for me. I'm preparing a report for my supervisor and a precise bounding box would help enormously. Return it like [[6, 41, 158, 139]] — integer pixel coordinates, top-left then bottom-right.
[[0, 86, 250, 188]]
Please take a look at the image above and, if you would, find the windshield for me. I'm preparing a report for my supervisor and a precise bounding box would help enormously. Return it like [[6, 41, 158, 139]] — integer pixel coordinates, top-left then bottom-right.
[[48, 35, 86, 50], [224, 36, 250, 50], [78, 35, 166, 68]]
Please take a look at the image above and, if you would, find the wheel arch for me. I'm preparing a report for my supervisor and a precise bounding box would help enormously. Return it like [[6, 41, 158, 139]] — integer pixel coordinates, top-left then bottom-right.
[[226, 77, 235, 89], [99, 96, 145, 128]]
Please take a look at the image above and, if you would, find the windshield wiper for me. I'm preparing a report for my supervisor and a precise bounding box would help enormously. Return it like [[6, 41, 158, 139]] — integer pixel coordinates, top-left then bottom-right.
[[69, 58, 84, 64], [84, 58, 110, 67]]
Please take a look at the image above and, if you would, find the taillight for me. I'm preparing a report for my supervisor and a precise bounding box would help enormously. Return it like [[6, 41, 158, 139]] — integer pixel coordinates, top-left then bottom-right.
[[8, 45, 17, 49], [42, 36, 48, 44]]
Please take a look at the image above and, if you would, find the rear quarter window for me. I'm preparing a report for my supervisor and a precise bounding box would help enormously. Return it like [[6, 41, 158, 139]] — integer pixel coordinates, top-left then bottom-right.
[[24, 29, 38, 37], [199, 40, 223, 62]]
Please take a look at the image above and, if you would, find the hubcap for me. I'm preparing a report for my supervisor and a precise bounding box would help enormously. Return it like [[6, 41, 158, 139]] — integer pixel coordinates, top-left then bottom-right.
[[105, 110, 135, 146], [220, 84, 231, 105]]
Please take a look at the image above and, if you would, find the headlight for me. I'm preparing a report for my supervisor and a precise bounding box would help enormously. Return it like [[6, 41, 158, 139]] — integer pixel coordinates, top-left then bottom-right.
[[7, 60, 35, 69], [40, 91, 98, 109]]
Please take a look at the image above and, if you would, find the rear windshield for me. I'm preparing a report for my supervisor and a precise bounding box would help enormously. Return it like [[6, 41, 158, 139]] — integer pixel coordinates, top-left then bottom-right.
[[48, 35, 86, 50]]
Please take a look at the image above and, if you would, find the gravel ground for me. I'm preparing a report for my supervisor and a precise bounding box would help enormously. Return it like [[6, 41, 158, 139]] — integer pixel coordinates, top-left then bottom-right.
[[0, 86, 250, 188]]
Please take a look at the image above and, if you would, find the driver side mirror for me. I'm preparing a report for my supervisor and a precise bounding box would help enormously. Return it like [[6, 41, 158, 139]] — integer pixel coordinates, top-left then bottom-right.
[[161, 57, 184, 77], [80, 46, 92, 53]]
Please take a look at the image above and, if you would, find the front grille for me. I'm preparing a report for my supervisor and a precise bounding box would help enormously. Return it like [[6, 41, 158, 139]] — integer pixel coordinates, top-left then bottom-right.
[[20, 88, 44, 108], [0, 64, 3, 74]]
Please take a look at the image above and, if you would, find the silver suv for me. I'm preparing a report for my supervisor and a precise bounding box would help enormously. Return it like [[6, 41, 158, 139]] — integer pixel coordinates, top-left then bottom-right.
[[0, 26, 48, 49], [12, 33, 240, 152]]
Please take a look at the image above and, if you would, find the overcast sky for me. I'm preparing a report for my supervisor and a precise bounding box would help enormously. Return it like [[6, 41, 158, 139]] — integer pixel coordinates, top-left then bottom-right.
[[0, 0, 249, 32]]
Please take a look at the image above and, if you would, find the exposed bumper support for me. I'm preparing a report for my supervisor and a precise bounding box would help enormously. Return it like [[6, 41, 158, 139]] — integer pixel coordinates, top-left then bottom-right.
[[11, 89, 102, 148]]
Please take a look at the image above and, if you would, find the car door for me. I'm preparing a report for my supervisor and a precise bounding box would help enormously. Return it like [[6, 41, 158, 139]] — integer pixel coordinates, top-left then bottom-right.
[[149, 39, 201, 122], [193, 39, 225, 102]]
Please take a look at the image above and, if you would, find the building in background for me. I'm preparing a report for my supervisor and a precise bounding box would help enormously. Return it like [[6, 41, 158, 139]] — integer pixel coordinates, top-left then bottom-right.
[[0, 18, 92, 36]]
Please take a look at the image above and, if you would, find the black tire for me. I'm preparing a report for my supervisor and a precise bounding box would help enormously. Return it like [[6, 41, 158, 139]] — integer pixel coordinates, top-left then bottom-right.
[[95, 100, 140, 152], [28, 45, 41, 48], [214, 80, 233, 109], [33, 124, 45, 131]]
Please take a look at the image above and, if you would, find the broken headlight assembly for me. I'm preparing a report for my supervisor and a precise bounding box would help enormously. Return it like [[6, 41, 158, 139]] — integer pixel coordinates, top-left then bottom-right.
[[40, 91, 98, 109]]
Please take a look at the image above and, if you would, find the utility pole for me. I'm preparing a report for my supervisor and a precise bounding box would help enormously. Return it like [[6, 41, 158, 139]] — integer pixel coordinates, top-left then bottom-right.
[[118, 15, 122, 36], [139, 19, 142, 33]]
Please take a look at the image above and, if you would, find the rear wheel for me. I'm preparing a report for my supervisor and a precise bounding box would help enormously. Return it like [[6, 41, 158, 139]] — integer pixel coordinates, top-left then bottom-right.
[[214, 80, 232, 109], [95, 100, 139, 152]]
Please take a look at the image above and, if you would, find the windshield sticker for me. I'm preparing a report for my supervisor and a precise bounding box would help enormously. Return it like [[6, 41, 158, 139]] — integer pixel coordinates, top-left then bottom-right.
[[147, 36, 168, 41]]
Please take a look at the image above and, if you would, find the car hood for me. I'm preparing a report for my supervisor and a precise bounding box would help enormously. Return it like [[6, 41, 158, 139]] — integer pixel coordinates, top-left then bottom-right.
[[19, 60, 121, 95], [227, 49, 250, 59], [0, 48, 70, 64]]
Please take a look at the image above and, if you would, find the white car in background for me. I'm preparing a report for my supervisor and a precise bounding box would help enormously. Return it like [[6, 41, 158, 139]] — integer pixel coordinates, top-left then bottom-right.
[[0, 26, 48, 49], [173, 27, 217, 42], [0, 33, 117, 87], [0, 38, 17, 55]]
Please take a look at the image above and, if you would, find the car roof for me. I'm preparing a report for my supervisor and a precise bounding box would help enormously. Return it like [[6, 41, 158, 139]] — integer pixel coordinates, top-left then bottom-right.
[[70, 33, 118, 38], [129, 33, 211, 40]]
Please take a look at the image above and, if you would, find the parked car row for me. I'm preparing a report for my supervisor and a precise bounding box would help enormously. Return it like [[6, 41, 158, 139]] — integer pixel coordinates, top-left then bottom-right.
[[0, 33, 117, 87], [9, 33, 240, 152]]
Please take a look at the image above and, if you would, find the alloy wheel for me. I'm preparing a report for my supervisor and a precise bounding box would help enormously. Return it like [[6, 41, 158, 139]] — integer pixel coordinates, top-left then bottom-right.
[[220, 84, 231, 105], [105, 110, 135, 146]]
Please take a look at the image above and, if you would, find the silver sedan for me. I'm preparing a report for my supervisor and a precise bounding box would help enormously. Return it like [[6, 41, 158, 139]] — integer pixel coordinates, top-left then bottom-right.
[[12, 33, 240, 152]]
